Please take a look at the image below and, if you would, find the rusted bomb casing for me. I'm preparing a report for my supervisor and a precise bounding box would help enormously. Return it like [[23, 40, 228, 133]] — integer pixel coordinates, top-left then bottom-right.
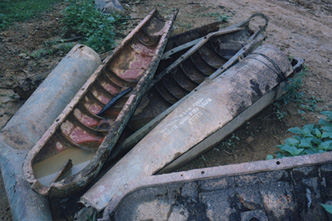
[[0, 44, 100, 221], [23, 9, 177, 197], [81, 44, 294, 211]]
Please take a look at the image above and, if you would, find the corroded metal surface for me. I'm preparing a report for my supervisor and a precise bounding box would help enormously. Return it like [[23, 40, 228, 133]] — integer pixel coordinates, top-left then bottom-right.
[[23, 9, 177, 197], [102, 151, 332, 220], [112, 14, 267, 162], [81, 44, 294, 211]]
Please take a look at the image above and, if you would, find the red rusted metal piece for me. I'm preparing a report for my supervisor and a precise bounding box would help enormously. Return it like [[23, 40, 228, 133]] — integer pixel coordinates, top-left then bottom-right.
[[23, 9, 177, 197]]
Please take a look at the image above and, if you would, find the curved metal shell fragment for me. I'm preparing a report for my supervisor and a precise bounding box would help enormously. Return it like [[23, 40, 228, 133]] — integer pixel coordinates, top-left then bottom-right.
[[23, 9, 178, 197]]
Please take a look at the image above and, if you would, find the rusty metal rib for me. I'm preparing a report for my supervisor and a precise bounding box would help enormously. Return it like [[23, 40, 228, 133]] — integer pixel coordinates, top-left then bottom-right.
[[93, 80, 115, 101], [179, 62, 205, 84], [154, 82, 178, 104], [199, 43, 228, 68], [85, 91, 106, 107], [104, 66, 136, 87], [156, 42, 227, 105], [170, 69, 197, 92], [136, 30, 160, 47], [209, 39, 243, 60], [98, 73, 122, 92], [75, 103, 103, 121], [160, 76, 187, 100], [190, 53, 217, 75], [54, 131, 98, 152], [69, 113, 107, 136]]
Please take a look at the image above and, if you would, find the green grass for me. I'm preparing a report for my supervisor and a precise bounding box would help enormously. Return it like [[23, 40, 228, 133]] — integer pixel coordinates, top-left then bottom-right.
[[0, 0, 64, 31]]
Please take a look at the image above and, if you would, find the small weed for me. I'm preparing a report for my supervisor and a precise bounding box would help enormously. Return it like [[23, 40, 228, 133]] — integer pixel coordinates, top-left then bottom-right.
[[220, 133, 240, 149], [272, 66, 315, 121], [267, 111, 332, 159], [30, 48, 55, 59], [299, 96, 324, 113], [62, 0, 126, 52], [29, 43, 74, 59], [9, 93, 19, 100]]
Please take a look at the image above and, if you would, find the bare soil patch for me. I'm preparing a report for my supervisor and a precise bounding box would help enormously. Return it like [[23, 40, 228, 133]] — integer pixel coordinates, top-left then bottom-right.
[[0, 0, 331, 219]]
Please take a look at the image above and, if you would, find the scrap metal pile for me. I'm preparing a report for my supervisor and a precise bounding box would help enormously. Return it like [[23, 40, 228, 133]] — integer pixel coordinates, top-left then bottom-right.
[[1, 8, 331, 221]]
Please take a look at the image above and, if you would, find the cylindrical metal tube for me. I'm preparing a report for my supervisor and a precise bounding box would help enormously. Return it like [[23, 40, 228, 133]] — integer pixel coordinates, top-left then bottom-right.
[[0, 44, 100, 221]]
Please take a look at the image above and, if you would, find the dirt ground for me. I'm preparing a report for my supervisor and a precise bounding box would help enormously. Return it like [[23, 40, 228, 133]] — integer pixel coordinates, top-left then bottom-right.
[[0, 0, 331, 220]]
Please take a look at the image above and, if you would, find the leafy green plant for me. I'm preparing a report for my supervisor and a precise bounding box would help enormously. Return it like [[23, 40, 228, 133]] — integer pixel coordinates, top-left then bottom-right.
[[267, 111, 332, 159], [61, 0, 125, 52]]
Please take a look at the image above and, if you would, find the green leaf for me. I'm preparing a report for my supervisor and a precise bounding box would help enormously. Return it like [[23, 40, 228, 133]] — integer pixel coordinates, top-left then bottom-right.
[[322, 125, 332, 132], [303, 124, 315, 131], [319, 118, 329, 125], [293, 135, 302, 140], [276, 152, 285, 159], [321, 132, 332, 139], [280, 144, 304, 156], [304, 149, 315, 154], [315, 128, 322, 138], [304, 148, 324, 154], [321, 203, 332, 214], [320, 141, 332, 150], [298, 138, 313, 148], [287, 127, 302, 134], [312, 138, 322, 146], [266, 154, 274, 160], [302, 128, 314, 137], [321, 111, 332, 119], [107, 16, 116, 23], [285, 138, 300, 145]]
